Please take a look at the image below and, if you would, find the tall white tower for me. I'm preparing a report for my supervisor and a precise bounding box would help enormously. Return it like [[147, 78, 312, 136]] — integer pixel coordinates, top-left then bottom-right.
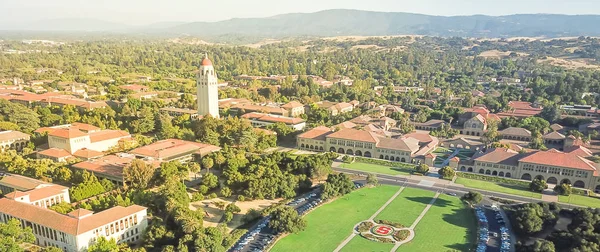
[[197, 53, 220, 118]]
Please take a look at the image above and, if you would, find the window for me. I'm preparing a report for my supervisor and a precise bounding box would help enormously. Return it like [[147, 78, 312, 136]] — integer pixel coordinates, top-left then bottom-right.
[[110, 224, 115, 234], [105, 226, 110, 236], [120, 220, 124, 230], [134, 215, 138, 225], [125, 219, 129, 228]]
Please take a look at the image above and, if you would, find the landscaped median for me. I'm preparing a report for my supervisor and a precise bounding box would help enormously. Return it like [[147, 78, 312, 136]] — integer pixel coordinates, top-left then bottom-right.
[[455, 173, 542, 199], [338, 157, 415, 176]]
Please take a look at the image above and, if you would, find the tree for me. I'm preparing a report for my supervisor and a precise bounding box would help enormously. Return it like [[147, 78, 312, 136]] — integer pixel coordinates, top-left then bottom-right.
[[554, 183, 572, 196], [320, 173, 355, 200], [220, 187, 232, 197], [540, 105, 562, 123], [48, 202, 74, 214], [414, 164, 429, 174], [0, 218, 35, 252], [529, 179, 548, 193], [87, 237, 118, 252], [512, 207, 544, 235], [482, 120, 499, 145], [366, 173, 378, 186], [523, 240, 555, 252], [201, 172, 219, 190], [123, 159, 156, 190], [268, 206, 307, 234], [201, 157, 214, 174], [438, 166, 456, 179], [461, 191, 482, 205]]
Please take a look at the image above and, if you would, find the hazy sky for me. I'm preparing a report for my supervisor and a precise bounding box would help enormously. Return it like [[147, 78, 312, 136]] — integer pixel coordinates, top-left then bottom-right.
[[2, 0, 600, 25]]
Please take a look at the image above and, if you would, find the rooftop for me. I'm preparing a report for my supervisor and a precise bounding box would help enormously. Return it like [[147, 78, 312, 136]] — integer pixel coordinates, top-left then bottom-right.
[[0, 198, 146, 235], [0, 174, 48, 191], [241, 112, 305, 125], [328, 128, 380, 143], [297, 126, 333, 141], [0, 130, 29, 141], [519, 149, 598, 174], [129, 139, 221, 160]]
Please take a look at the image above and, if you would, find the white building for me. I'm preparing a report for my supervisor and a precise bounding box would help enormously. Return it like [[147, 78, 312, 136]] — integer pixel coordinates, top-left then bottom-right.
[[197, 54, 220, 118], [35, 123, 131, 161], [0, 198, 148, 252], [0, 130, 30, 152], [0, 174, 70, 208]]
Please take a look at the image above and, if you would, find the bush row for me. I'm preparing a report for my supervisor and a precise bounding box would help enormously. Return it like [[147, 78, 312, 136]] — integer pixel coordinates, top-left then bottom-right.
[[457, 172, 530, 187], [355, 157, 415, 170], [374, 219, 405, 228], [393, 230, 411, 241], [489, 197, 517, 205], [360, 233, 395, 243]]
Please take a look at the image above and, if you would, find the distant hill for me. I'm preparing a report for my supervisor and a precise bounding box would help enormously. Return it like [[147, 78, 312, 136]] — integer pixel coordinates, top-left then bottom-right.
[[167, 9, 600, 38], [5, 9, 600, 39]]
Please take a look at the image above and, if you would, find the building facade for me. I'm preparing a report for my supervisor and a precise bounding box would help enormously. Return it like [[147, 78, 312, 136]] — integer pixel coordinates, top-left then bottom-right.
[[297, 127, 438, 165], [0, 198, 148, 252], [197, 54, 220, 118], [0, 130, 30, 152]]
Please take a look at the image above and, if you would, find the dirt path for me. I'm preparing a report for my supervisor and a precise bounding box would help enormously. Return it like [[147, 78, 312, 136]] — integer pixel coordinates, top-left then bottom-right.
[[333, 186, 406, 252]]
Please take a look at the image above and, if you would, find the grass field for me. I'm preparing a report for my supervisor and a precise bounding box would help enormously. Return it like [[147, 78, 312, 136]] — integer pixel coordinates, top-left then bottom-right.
[[340, 235, 395, 252], [339, 162, 412, 176], [397, 194, 477, 252], [374, 187, 436, 226], [455, 177, 542, 199], [270, 185, 400, 252], [559, 195, 600, 208]]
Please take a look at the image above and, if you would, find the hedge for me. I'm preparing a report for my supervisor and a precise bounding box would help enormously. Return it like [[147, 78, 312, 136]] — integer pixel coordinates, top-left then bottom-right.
[[375, 219, 405, 228], [457, 172, 530, 187], [357, 221, 374, 232], [355, 157, 415, 170], [360, 233, 395, 243], [489, 197, 517, 205], [393, 229, 411, 241]]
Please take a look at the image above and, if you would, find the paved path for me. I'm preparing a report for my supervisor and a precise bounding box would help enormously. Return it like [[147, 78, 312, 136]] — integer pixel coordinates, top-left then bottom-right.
[[390, 192, 441, 251], [333, 186, 406, 252], [438, 149, 460, 168]]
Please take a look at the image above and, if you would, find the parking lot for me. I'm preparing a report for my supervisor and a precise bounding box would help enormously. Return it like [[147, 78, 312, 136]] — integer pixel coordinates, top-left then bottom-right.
[[229, 188, 327, 252], [476, 204, 512, 252]]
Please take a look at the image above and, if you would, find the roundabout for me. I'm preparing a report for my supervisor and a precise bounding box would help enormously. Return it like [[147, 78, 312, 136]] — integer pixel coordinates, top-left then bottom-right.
[[353, 220, 415, 244]]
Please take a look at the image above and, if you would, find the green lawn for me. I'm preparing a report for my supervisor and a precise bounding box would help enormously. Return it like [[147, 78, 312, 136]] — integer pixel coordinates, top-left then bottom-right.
[[397, 194, 477, 252], [340, 236, 395, 252], [375, 187, 435, 227], [271, 185, 400, 252], [340, 162, 412, 176], [455, 177, 542, 199], [559, 194, 600, 208]]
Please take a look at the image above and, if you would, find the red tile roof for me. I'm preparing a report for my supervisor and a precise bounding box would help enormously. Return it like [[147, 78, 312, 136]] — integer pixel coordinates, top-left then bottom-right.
[[281, 101, 304, 109], [474, 148, 522, 166], [328, 128, 381, 143], [129, 139, 220, 160], [519, 149, 598, 173], [119, 84, 149, 92], [298, 126, 333, 141], [73, 155, 136, 178], [0, 198, 146, 235], [241, 112, 305, 125], [73, 148, 105, 159], [88, 130, 130, 143], [5, 184, 67, 202], [0, 130, 29, 141], [48, 128, 87, 138], [38, 148, 72, 158], [0, 174, 47, 191]]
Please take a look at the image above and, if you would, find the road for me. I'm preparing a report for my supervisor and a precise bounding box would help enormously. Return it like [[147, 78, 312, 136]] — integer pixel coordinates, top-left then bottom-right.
[[334, 167, 579, 210]]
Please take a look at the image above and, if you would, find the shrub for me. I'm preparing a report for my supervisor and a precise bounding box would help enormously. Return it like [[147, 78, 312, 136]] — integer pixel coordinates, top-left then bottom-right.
[[355, 157, 415, 170], [438, 166, 456, 179], [374, 220, 405, 228], [554, 183, 572, 196], [461, 191, 483, 205], [490, 197, 517, 204], [223, 211, 234, 223], [529, 179, 548, 192], [393, 230, 411, 241], [414, 164, 429, 175], [237, 195, 246, 201], [207, 193, 218, 199], [342, 155, 355, 163], [457, 172, 530, 187], [191, 192, 205, 201], [360, 233, 395, 243], [220, 187, 232, 197], [356, 221, 374, 232]]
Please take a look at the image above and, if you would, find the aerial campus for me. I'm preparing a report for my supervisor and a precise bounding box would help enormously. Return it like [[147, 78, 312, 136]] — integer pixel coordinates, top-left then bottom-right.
[[4, 5, 600, 252]]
